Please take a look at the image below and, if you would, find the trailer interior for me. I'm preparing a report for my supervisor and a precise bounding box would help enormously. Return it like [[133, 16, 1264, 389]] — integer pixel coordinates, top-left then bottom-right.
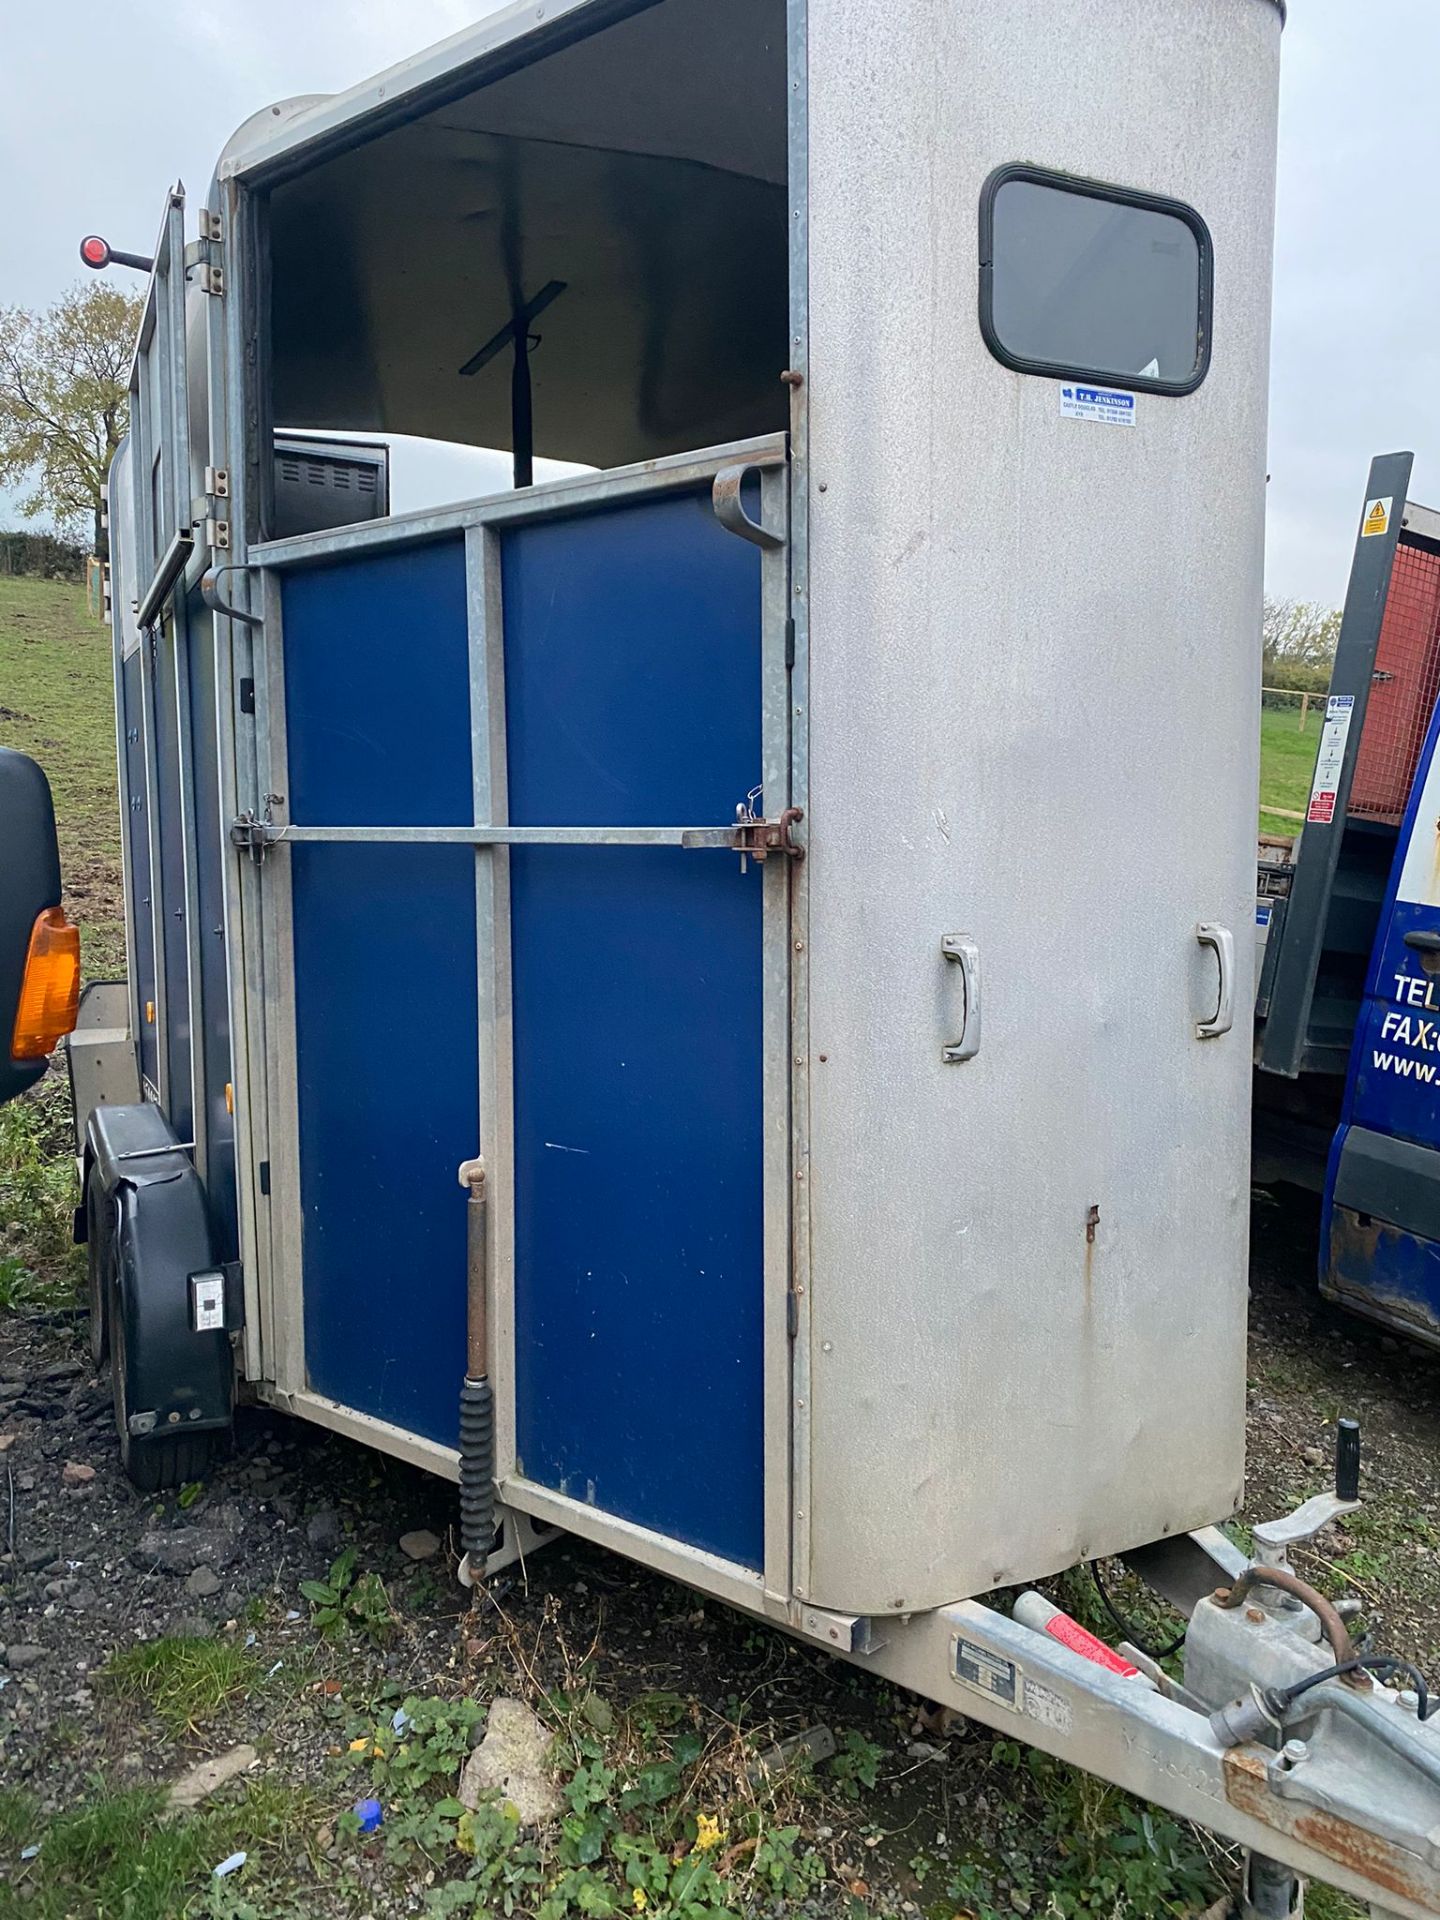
[[254, 0, 789, 537]]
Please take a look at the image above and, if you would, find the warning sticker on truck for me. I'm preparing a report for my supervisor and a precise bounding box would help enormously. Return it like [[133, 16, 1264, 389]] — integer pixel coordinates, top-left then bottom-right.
[[1361, 496, 1393, 539], [1059, 384, 1136, 427], [1306, 694, 1355, 824]]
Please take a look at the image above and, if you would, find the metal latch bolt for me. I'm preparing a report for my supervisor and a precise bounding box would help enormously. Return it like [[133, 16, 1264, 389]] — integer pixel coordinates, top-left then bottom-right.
[[230, 796, 284, 862], [733, 789, 804, 871]]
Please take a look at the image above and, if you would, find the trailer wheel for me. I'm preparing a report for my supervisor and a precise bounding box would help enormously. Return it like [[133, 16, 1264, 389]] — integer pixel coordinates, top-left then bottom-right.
[[105, 1222, 218, 1493]]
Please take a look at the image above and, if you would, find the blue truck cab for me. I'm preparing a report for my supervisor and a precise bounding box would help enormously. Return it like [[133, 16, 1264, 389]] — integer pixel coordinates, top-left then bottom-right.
[[1255, 456, 1440, 1344]]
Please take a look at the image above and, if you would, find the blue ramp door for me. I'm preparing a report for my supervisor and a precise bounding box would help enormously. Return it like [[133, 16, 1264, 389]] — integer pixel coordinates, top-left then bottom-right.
[[498, 473, 787, 1572]]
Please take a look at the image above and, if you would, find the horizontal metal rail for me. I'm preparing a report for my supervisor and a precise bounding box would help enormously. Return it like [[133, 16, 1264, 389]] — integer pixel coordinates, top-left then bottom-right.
[[270, 823, 740, 849]]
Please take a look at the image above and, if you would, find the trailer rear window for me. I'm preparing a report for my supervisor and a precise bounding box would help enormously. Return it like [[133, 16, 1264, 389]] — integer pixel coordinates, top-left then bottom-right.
[[979, 167, 1211, 395]]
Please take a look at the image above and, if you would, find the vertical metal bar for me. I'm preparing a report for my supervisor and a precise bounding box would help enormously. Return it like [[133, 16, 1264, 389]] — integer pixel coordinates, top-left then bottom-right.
[[169, 595, 208, 1182], [137, 626, 170, 1101], [110, 544, 143, 1069], [257, 574, 304, 1395], [1258, 451, 1414, 1077], [785, 0, 815, 1611], [163, 192, 190, 548], [759, 463, 794, 1607], [469, 527, 518, 1483]]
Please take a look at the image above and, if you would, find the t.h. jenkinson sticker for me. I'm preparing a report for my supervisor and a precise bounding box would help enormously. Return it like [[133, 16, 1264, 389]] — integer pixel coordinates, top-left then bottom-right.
[[1059, 384, 1136, 427], [1306, 694, 1355, 825]]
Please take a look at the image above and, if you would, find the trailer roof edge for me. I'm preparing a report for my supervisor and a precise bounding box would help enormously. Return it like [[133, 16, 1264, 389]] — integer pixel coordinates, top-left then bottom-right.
[[219, 0, 1284, 186], [219, 0, 656, 186]]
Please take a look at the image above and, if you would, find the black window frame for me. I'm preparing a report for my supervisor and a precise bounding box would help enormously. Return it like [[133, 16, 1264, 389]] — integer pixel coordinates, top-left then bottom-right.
[[978, 163, 1214, 398]]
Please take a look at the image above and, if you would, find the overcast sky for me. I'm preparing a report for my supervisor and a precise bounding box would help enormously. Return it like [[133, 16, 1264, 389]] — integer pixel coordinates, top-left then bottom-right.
[[2, 0, 1434, 608]]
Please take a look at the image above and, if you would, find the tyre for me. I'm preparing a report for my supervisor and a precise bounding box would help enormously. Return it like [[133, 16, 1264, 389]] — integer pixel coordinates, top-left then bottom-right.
[[83, 1165, 112, 1369], [107, 1227, 218, 1492]]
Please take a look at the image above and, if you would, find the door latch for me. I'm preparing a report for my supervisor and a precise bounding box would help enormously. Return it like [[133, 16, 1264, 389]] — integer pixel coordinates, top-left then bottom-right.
[[229, 796, 285, 862], [733, 789, 804, 871]]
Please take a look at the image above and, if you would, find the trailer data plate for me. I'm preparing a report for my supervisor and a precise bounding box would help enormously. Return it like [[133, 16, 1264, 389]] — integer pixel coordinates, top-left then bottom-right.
[[952, 1638, 1073, 1734], [953, 1637, 1018, 1706]]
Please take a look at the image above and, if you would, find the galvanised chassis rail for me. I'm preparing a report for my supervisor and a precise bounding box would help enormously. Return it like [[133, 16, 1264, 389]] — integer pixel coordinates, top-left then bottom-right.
[[807, 1528, 1440, 1918]]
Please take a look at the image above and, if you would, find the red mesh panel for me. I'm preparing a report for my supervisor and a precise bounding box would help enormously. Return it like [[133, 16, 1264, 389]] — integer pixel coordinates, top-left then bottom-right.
[[1350, 539, 1440, 822]]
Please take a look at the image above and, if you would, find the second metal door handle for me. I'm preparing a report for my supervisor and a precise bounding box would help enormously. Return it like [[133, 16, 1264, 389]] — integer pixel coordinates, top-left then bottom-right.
[[1195, 923, 1235, 1039], [942, 935, 981, 1062]]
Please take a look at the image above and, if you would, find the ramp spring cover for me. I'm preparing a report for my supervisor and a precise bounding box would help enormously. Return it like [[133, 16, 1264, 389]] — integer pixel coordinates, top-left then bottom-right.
[[459, 1376, 496, 1562]]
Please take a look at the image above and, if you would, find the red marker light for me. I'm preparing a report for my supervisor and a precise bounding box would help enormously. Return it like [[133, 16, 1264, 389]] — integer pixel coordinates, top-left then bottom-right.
[[79, 235, 110, 269]]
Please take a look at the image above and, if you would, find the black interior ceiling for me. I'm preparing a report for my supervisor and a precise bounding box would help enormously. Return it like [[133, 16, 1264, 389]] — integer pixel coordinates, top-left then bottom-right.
[[267, 0, 789, 470]]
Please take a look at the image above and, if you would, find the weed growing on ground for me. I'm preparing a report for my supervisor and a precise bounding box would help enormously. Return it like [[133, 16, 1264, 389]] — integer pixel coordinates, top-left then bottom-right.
[[337, 1679, 832, 1919], [101, 1635, 263, 1735], [938, 1742, 1218, 1919], [301, 1545, 396, 1644]]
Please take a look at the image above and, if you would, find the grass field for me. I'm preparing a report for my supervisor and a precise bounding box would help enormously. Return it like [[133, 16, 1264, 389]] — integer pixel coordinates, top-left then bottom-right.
[[1259, 701, 1322, 840], [0, 573, 124, 978]]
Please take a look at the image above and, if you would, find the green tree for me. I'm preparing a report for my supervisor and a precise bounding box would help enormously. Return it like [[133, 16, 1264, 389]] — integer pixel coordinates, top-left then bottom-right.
[[1262, 596, 1342, 692], [0, 282, 142, 555]]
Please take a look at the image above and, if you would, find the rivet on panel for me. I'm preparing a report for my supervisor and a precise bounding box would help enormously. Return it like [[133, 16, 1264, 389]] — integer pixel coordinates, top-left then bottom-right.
[[821, 1341, 832, 1353]]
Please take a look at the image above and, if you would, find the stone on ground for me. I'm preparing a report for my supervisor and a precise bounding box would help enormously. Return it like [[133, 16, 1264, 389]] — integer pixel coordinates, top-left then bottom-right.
[[165, 1744, 258, 1816], [458, 1698, 560, 1827]]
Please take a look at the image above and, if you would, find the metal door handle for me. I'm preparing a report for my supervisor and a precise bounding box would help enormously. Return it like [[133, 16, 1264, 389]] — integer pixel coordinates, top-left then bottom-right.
[[1404, 930, 1440, 953], [941, 935, 981, 1062], [1195, 923, 1234, 1039]]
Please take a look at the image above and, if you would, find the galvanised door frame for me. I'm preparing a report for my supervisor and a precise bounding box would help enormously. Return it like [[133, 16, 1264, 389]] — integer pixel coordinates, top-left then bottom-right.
[[244, 434, 799, 1617]]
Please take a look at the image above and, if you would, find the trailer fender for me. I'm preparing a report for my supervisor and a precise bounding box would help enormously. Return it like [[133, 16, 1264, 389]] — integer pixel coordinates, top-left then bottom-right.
[[85, 1104, 234, 1484]]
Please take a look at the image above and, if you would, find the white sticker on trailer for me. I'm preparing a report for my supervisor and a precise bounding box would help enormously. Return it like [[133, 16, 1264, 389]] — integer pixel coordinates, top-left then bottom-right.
[[1306, 694, 1355, 825], [1059, 384, 1136, 427]]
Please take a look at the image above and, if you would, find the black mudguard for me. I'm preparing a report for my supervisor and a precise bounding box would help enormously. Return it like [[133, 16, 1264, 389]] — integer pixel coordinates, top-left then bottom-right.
[[86, 1103, 233, 1435]]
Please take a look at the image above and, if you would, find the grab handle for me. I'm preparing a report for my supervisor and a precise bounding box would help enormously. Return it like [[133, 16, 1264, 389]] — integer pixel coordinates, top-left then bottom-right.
[[941, 935, 981, 1062], [1195, 923, 1235, 1039]]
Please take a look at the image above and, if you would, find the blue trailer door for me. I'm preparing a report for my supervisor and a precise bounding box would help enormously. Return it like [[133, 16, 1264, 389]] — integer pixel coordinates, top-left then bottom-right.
[[499, 485, 775, 1571], [1326, 691, 1440, 1341]]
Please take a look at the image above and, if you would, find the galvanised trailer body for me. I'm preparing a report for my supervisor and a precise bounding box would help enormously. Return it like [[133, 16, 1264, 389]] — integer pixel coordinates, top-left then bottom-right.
[[67, 2, 1440, 1908]]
